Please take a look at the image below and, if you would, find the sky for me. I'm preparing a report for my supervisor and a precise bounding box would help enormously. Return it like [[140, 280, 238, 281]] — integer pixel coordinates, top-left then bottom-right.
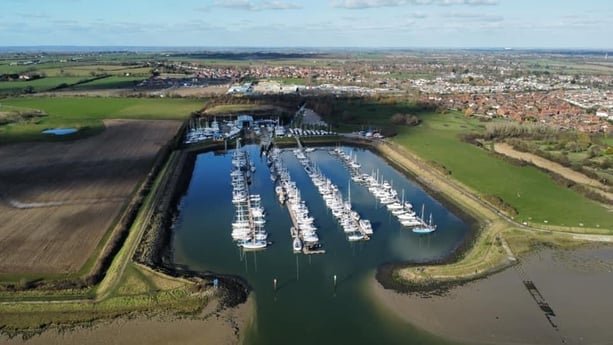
[[1, 0, 612, 49]]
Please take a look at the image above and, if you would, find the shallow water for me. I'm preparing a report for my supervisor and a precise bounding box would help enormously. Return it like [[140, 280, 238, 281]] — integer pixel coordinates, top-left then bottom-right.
[[173, 145, 470, 345], [41, 128, 78, 135]]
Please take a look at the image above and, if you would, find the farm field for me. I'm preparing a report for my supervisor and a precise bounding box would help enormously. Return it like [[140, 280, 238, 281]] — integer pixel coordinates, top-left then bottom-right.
[[0, 119, 182, 275], [0, 77, 86, 94], [393, 112, 613, 229], [0, 97, 204, 143], [38, 65, 152, 77], [68, 76, 146, 90]]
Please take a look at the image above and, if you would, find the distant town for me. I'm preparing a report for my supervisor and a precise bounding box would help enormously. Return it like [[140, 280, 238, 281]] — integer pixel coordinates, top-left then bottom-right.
[[2, 50, 612, 134]]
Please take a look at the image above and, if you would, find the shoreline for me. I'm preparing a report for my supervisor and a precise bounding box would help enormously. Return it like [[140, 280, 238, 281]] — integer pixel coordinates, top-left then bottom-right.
[[370, 246, 613, 345], [1, 295, 254, 345]]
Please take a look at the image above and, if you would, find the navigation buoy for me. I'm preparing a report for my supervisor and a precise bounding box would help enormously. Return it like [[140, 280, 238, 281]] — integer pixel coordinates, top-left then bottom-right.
[[274, 278, 277, 291]]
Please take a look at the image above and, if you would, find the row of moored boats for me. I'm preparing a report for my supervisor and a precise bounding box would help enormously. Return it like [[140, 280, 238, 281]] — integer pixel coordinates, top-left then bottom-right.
[[268, 148, 320, 253], [331, 147, 437, 234], [231, 145, 270, 249], [294, 148, 372, 241]]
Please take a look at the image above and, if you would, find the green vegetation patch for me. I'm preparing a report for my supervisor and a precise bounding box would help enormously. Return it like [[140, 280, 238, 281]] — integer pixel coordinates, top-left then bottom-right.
[[69, 76, 146, 90], [318, 98, 434, 133], [0, 97, 204, 143], [0, 77, 86, 94], [393, 112, 613, 229], [203, 103, 277, 115]]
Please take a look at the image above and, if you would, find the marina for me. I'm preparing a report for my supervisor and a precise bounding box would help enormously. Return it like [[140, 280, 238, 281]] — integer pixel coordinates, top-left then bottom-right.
[[173, 144, 471, 345]]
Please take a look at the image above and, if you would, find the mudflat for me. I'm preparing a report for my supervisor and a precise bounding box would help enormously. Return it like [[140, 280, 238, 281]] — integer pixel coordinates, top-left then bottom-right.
[[372, 247, 613, 344], [0, 119, 181, 274], [1, 296, 253, 345]]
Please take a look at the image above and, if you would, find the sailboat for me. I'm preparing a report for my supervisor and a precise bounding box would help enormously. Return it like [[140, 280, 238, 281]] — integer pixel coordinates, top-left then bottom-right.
[[412, 204, 437, 234]]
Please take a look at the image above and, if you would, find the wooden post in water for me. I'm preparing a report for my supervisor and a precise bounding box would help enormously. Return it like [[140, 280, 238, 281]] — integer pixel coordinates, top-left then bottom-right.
[[273, 278, 277, 291]]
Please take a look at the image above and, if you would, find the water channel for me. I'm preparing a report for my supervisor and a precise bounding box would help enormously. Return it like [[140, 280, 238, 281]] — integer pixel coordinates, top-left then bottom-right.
[[173, 144, 470, 345]]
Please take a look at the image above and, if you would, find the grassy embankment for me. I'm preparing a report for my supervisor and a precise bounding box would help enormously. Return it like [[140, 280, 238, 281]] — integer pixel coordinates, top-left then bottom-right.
[[331, 103, 613, 285], [0, 97, 210, 331], [394, 112, 613, 230]]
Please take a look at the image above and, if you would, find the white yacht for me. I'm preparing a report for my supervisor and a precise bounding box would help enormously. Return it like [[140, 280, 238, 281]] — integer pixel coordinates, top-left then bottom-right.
[[347, 231, 364, 241], [359, 219, 373, 235], [240, 239, 267, 250], [293, 237, 302, 253]]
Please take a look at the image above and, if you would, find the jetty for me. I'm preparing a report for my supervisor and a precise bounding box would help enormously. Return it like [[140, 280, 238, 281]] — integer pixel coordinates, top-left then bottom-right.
[[231, 141, 268, 249], [295, 148, 371, 241], [330, 147, 435, 233], [267, 146, 325, 255]]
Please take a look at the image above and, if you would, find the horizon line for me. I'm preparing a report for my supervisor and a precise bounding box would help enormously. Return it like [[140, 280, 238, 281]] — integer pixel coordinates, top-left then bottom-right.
[[1, 45, 612, 52]]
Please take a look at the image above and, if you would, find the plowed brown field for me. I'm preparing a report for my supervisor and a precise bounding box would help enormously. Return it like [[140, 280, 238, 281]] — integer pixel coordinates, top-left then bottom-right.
[[0, 119, 181, 274]]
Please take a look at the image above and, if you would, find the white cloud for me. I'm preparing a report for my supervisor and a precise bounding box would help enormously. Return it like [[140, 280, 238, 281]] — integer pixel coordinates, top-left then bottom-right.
[[205, 0, 302, 11], [332, 0, 497, 9], [443, 12, 504, 22]]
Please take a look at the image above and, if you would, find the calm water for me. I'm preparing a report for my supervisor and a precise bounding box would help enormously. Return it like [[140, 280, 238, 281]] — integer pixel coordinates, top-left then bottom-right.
[[41, 128, 78, 135], [173, 145, 469, 345]]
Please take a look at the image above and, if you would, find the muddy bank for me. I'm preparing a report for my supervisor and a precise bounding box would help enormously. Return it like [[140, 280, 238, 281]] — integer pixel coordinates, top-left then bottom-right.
[[132, 143, 251, 309], [1, 296, 254, 345], [371, 247, 613, 345]]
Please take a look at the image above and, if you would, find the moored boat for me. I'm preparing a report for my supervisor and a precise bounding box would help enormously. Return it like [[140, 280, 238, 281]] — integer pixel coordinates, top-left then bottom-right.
[[293, 237, 302, 252], [359, 219, 373, 235], [240, 239, 267, 250]]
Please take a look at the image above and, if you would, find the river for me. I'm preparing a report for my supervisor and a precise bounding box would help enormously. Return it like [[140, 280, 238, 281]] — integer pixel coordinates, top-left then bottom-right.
[[172, 144, 470, 345]]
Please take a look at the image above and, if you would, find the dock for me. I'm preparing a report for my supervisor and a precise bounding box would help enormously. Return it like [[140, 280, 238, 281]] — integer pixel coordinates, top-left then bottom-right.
[[285, 195, 326, 255], [268, 145, 324, 255], [294, 148, 371, 242], [294, 135, 303, 151]]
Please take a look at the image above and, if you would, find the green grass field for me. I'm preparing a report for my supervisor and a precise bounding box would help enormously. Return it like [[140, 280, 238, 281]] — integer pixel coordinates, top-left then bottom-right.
[[0, 77, 87, 94], [70, 76, 146, 90], [0, 97, 204, 143], [393, 112, 613, 229], [40, 65, 152, 77]]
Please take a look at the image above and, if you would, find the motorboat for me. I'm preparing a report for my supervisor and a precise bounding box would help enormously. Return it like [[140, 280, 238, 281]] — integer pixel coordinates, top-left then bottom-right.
[[240, 239, 267, 250], [347, 231, 364, 241], [359, 219, 373, 235], [293, 237, 302, 253]]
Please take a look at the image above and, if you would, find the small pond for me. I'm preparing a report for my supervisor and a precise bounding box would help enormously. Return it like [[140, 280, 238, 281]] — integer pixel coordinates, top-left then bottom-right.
[[41, 128, 78, 135]]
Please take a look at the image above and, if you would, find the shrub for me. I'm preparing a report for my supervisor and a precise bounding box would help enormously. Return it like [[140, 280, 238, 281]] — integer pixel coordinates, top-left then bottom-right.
[[482, 194, 518, 217]]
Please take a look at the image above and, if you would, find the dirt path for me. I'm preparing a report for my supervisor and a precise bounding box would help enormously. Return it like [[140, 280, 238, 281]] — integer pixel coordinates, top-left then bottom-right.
[[494, 142, 613, 202]]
